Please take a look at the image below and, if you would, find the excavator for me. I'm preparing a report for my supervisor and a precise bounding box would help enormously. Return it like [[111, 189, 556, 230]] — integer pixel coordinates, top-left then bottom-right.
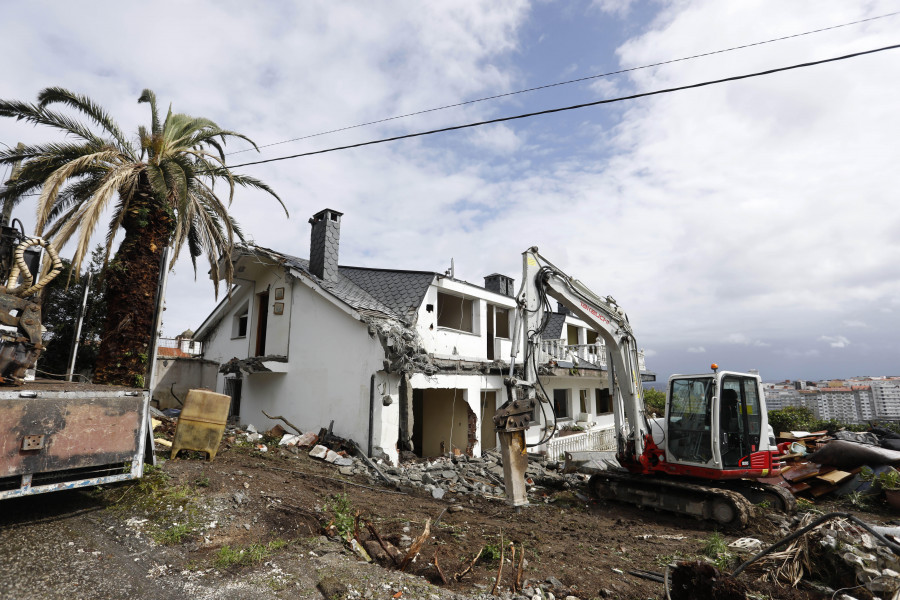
[[494, 247, 795, 528]]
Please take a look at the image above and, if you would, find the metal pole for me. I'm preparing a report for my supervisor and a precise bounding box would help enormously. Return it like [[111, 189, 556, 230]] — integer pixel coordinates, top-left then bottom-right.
[[66, 271, 92, 382], [145, 246, 170, 390]]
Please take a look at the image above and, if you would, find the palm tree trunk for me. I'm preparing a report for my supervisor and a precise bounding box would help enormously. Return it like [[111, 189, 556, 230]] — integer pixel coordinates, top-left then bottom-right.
[[93, 177, 173, 386]]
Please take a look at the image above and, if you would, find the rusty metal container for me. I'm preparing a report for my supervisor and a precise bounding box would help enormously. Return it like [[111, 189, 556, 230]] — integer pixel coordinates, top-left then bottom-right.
[[0, 384, 150, 500], [170, 389, 230, 460]]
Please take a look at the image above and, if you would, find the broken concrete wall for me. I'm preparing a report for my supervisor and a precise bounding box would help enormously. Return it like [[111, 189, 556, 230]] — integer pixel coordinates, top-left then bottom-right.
[[409, 372, 507, 457], [151, 357, 219, 410]]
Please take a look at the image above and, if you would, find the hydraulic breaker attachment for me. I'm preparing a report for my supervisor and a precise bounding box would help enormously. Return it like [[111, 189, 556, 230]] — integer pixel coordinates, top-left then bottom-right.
[[494, 377, 535, 506]]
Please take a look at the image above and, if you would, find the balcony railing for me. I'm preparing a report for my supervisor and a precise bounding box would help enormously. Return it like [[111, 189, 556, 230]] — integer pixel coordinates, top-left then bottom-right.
[[539, 341, 646, 371], [545, 425, 616, 459]]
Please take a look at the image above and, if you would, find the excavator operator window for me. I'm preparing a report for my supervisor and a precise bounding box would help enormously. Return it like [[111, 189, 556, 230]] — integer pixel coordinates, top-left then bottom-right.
[[720, 377, 763, 467], [667, 378, 713, 464]]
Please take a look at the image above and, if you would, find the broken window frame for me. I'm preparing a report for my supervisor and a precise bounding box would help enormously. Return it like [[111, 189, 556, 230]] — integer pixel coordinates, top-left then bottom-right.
[[493, 305, 511, 339], [232, 302, 249, 339], [436, 291, 476, 334]]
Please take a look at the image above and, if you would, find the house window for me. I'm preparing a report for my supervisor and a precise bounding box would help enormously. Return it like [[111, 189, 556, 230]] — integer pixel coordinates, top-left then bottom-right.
[[255, 291, 269, 356], [232, 303, 249, 338], [494, 307, 510, 338], [595, 388, 611, 414], [437, 292, 474, 333], [553, 389, 570, 419]]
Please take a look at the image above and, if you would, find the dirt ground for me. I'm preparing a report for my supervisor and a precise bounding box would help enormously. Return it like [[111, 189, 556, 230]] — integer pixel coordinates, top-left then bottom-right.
[[2, 441, 898, 600]]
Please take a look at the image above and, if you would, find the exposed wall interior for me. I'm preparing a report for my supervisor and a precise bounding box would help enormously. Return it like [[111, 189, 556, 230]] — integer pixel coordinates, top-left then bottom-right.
[[412, 388, 473, 457], [480, 391, 497, 451]]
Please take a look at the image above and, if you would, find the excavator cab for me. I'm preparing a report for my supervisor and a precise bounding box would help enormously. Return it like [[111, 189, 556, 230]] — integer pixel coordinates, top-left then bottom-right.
[[665, 371, 767, 474]]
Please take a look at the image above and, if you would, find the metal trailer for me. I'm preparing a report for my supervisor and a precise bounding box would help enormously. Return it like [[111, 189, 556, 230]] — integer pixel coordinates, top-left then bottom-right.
[[0, 383, 151, 500]]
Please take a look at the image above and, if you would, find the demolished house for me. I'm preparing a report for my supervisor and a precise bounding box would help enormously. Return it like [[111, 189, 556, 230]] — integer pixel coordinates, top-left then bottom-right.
[[192, 208, 652, 464]]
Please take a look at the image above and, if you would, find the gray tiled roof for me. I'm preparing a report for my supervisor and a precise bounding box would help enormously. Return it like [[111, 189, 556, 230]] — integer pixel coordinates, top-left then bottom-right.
[[339, 267, 435, 321], [244, 246, 434, 322], [543, 312, 567, 340]]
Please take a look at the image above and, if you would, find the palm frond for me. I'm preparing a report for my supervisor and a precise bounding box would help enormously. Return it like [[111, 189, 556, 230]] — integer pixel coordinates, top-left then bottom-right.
[[137, 89, 161, 136], [37, 87, 133, 155], [35, 150, 122, 235]]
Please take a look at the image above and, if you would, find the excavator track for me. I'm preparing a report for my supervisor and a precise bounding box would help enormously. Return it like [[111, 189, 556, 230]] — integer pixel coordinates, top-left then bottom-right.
[[717, 480, 797, 514], [588, 472, 753, 529]]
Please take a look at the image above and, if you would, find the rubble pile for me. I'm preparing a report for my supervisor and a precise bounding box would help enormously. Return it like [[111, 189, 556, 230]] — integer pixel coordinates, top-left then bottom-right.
[[815, 519, 900, 597], [757, 428, 900, 505]]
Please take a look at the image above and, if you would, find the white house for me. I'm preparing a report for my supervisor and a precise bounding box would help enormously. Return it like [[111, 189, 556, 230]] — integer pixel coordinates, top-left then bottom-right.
[[194, 208, 653, 465]]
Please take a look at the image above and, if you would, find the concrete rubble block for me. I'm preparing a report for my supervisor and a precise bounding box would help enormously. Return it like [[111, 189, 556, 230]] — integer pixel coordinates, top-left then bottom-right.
[[441, 470, 458, 481], [431, 487, 445, 500], [334, 457, 354, 467], [339, 466, 354, 475], [324, 450, 341, 463], [279, 434, 301, 446], [295, 431, 319, 447], [309, 445, 329, 459]]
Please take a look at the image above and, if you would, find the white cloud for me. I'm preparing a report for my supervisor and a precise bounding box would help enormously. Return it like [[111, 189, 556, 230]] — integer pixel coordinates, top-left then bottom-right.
[[590, 0, 637, 17], [842, 320, 867, 328], [642, 348, 658, 357], [687, 346, 706, 353], [819, 335, 850, 349]]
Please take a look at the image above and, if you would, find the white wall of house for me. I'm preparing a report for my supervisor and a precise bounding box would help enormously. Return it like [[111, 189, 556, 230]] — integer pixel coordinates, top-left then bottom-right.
[[236, 276, 387, 452], [414, 278, 518, 362], [201, 284, 254, 392]]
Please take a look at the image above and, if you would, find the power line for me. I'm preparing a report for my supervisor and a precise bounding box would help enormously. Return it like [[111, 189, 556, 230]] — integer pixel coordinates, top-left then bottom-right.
[[226, 10, 900, 156], [221, 42, 900, 170]]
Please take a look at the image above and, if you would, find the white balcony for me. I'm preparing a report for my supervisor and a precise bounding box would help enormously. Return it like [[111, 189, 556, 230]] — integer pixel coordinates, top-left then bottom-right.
[[545, 425, 616, 459], [539, 341, 646, 371]]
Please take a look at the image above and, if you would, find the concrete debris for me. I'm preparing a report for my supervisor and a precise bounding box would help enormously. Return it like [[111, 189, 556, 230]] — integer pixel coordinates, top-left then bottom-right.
[[279, 434, 301, 446], [817, 520, 900, 597], [309, 445, 329, 459]]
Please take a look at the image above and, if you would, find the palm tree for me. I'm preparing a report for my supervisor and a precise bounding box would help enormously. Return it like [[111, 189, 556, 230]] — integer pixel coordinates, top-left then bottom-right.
[[0, 88, 285, 386]]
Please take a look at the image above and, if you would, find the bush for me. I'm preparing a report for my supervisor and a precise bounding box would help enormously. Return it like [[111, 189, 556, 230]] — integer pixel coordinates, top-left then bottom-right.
[[767, 406, 868, 434], [644, 388, 666, 416]]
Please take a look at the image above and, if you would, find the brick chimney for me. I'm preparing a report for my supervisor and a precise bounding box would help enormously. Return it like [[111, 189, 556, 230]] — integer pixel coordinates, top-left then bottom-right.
[[309, 208, 343, 282], [484, 273, 514, 297]]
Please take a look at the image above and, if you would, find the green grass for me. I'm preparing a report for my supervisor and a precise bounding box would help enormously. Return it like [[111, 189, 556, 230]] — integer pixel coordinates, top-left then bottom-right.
[[701, 531, 733, 570], [214, 540, 288, 568], [105, 464, 204, 545], [156, 523, 193, 545]]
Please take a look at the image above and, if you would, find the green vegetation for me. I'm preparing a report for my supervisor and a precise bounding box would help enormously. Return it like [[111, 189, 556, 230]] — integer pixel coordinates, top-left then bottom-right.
[[860, 466, 900, 491], [795, 497, 817, 513], [643, 388, 666, 416], [213, 540, 288, 569], [324, 493, 355, 540], [106, 464, 203, 544], [482, 542, 502, 563], [156, 523, 192, 545], [767, 406, 867, 435], [701, 531, 733, 570]]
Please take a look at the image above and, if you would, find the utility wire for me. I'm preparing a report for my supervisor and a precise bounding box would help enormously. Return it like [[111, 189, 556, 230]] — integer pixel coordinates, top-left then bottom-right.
[[225, 10, 900, 156], [222, 42, 900, 170]]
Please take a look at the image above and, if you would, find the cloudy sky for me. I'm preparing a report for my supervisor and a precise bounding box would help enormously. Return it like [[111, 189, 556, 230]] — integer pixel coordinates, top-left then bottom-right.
[[1, 0, 898, 384]]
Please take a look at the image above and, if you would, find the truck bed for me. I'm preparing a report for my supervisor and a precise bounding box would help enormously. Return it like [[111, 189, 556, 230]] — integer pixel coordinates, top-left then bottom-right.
[[0, 380, 150, 499]]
